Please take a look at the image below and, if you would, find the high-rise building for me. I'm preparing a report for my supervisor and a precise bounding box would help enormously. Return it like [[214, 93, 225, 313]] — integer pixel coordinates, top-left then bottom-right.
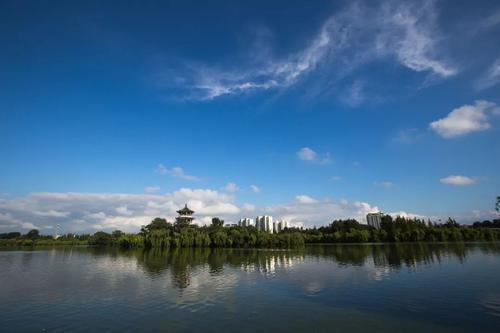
[[273, 220, 290, 233], [238, 218, 254, 227], [366, 212, 383, 229], [281, 220, 289, 231], [256, 215, 274, 233]]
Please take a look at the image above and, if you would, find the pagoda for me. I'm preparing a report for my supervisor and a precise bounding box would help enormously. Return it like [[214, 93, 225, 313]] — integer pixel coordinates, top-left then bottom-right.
[[175, 203, 195, 227]]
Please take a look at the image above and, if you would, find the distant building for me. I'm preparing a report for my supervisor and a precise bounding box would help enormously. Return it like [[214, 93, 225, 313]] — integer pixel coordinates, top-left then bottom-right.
[[238, 218, 254, 227], [256, 215, 274, 233], [273, 220, 290, 233], [366, 212, 383, 229], [176, 204, 195, 226]]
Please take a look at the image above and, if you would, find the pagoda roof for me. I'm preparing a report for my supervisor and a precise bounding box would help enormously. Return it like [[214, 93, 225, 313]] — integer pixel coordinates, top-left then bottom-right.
[[177, 204, 194, 215]]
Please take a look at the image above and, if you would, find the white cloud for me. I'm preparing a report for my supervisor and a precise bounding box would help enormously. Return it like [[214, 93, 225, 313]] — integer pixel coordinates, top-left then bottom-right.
[[223, 182, 239, 193], [331, 176, 342, 181], [374, 181, 395, 188], [295, 195, 318, 204], [155, 164, 200, 181], [0, 212, 25, 229], [161, 1, 455, 101], [21, 222, 37, 229], [0, 189, 240, 233], [296, 147, 331, 164], [477, 57, 500, 90], [340, 80, 365, 107], [242, 203, 256, 212], [381, 0, 457, 77], [262, 197, 379, 227], [250, 185, 261, 193], [389, 211, 426, 220], [440, 175, 476, 186], [429, 100, 498, 138], [2, 189, 497, 232], [116, 206, 133, 216], [145, 186, 160, 194], [34, 210, 70, 218], [480, 8, 500, 30], [393, 128, 423, 144], [297, 147, 317, 161]]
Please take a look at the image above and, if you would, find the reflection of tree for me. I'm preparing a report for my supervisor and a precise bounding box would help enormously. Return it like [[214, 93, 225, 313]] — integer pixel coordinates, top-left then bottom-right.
[[92, 243, 500, 290], [133, 248, 308, 286], [297, 243, 500, 269], [135, 248, 212, 289]]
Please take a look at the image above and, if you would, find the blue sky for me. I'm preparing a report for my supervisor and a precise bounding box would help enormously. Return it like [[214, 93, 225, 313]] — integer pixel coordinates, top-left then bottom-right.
[[1, 0, 499, 233]]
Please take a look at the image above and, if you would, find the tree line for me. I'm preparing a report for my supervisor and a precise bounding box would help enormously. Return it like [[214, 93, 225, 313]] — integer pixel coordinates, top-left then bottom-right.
[[290, 216, 500, 243], [1, 216, 500, 248], [0, 229, 88, 246], [113, 217, 305, 249]]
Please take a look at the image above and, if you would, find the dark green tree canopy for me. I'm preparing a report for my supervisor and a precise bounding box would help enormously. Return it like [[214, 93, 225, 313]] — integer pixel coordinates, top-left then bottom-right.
[[26, 229, 40, 239], [144, 218, 172, 232], [211, 217, 224, 228]]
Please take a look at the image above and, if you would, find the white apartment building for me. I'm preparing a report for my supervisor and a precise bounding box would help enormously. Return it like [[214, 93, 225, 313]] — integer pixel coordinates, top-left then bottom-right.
[[238, 218, 254, 227], [256, 215, 274, 233], [273, 220, 290, 233], [366, 212, 383, 229]]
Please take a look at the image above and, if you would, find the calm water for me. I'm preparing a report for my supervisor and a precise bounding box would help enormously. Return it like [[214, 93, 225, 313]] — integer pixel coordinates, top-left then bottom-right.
[[1, 243, 500, 332]]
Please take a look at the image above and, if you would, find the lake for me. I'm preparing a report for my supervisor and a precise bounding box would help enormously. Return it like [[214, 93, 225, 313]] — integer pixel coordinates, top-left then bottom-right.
[[1, 243, 500, 332]]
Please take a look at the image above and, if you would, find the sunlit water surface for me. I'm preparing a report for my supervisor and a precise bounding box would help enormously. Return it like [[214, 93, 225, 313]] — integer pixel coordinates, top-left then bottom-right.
[[1, 243, 500, 332]]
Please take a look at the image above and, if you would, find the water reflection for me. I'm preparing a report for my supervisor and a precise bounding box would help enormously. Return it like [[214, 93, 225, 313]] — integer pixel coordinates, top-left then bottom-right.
[[81, 242, 500, 290], [2, 243, 500, 332]]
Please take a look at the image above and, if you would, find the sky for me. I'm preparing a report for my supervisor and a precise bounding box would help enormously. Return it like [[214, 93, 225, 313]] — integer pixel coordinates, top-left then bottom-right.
[[1, 0, 500, 233]]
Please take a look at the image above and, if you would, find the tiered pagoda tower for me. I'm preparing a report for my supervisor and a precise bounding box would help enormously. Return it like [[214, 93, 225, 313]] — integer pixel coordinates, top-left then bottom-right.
[[175, 204, 194, 227]]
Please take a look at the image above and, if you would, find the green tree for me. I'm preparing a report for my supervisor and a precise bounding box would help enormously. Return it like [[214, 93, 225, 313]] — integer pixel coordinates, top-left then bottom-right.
[[89, 231, 112, 246], [26, 229, 40, 240], [142, 218, 172, 234], [112, 230, 124, 238], [211, 217, 224, 228]]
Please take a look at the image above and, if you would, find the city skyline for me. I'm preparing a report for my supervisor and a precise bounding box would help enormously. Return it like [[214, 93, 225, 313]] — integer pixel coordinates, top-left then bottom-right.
[[1, 0, 500, 233]]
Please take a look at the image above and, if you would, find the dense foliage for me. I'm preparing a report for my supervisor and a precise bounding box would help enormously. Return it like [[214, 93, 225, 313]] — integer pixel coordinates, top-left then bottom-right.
[[116, 217, 305, 249], [472, 219, 500, 229], [0, 231, 88, 246], [2, 216, 499, 248], [291, 216, 500, 243]]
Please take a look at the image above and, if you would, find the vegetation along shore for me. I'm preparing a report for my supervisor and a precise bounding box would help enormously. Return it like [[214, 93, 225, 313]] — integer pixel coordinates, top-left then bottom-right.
[[1, 216, 499, 249]]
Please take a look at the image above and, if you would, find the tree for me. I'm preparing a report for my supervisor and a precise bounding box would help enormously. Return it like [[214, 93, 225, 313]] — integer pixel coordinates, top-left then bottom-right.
[[444, 217, 459, 228], [0, 232, 21, 239], [112, 230, 124, 238], [144, 218, 172, 233], [211, 217, 224, 228], [89, 231, 112, 246], [496, 196, 500, 212], [26, 229, 40, 240]]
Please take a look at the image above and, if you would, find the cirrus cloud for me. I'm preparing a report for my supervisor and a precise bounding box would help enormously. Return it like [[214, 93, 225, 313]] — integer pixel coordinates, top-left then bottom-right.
[[250, 185, 261, 193], [157, 0, 456, 101]]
